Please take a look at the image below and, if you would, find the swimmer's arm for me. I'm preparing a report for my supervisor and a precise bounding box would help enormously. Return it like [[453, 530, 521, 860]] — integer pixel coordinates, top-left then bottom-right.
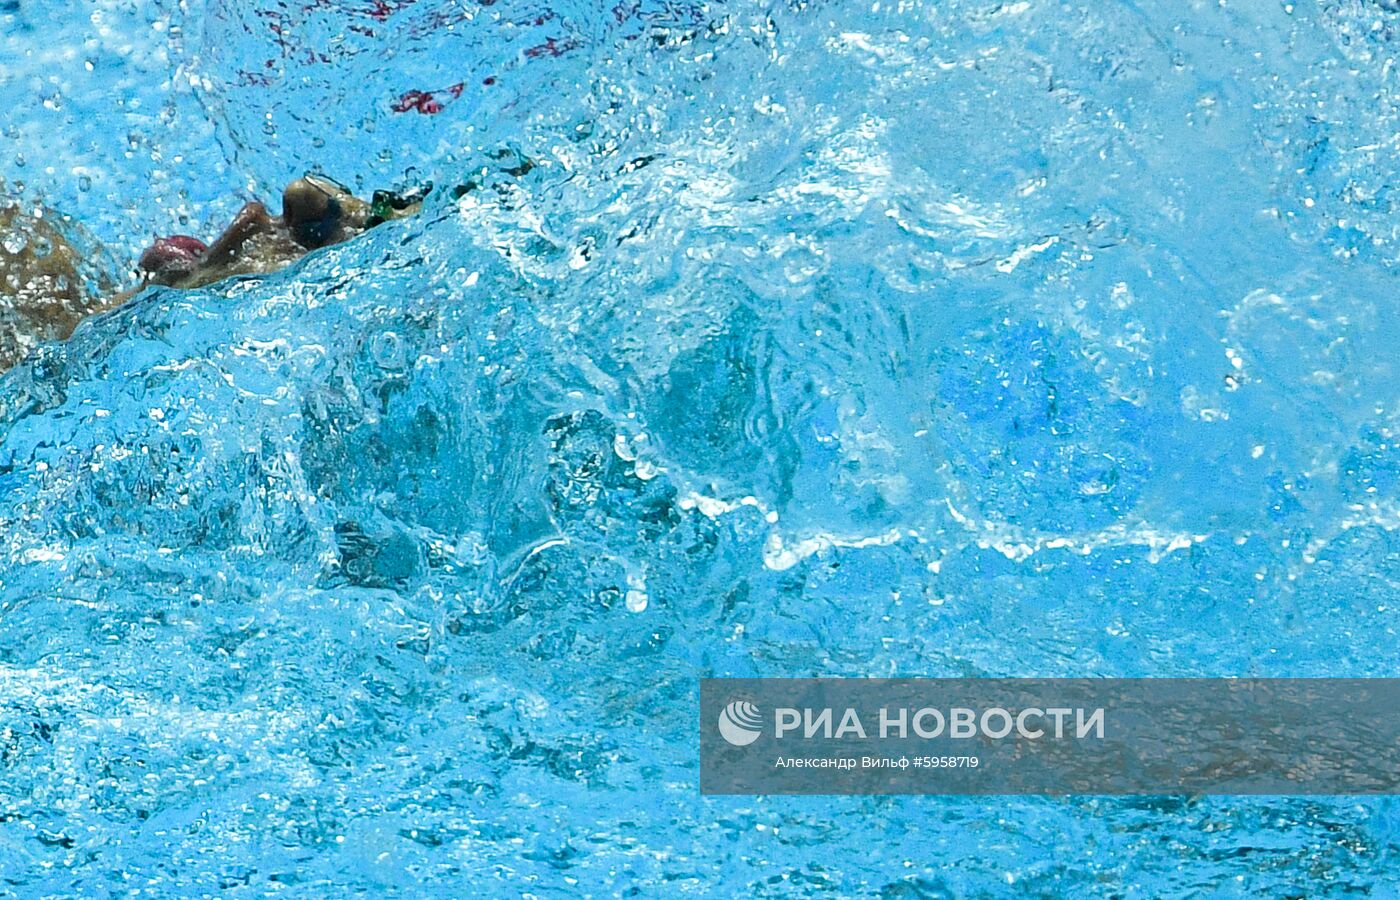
[[201, 202, 274, 265]]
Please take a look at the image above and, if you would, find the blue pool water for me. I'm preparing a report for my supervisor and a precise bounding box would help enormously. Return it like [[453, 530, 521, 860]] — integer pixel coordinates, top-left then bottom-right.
[[3, 0, 1400, 894]]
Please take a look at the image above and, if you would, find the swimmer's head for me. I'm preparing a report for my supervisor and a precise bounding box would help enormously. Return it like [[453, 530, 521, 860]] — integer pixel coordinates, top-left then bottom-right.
[[282, 176, 346, 248]]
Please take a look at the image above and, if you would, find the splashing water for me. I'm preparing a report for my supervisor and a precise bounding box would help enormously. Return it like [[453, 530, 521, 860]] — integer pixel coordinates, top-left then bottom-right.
[[2, 0, 1400, 893]]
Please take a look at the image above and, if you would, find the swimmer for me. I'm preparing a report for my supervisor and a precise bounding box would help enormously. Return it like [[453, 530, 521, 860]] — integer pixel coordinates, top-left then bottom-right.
[[137, 174, 420, 289], [2, 173, 440, 374]]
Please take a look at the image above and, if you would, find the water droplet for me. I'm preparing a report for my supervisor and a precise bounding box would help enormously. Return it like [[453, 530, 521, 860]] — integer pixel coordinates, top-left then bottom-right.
[[369, 331, 404, 369]]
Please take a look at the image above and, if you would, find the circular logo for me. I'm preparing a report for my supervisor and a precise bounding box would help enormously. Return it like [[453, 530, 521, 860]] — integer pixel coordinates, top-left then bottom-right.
[[718, 700, 763, 746]]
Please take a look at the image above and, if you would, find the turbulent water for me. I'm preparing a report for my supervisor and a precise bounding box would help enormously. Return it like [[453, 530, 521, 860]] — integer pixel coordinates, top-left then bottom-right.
[[3, 0, 1400, 894]]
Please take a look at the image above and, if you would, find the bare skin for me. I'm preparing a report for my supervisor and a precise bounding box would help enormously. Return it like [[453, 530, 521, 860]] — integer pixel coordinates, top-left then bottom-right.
[[2, 175, 422, 374], [0, 202, 111, 373], [139, 176, 379, 289]]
